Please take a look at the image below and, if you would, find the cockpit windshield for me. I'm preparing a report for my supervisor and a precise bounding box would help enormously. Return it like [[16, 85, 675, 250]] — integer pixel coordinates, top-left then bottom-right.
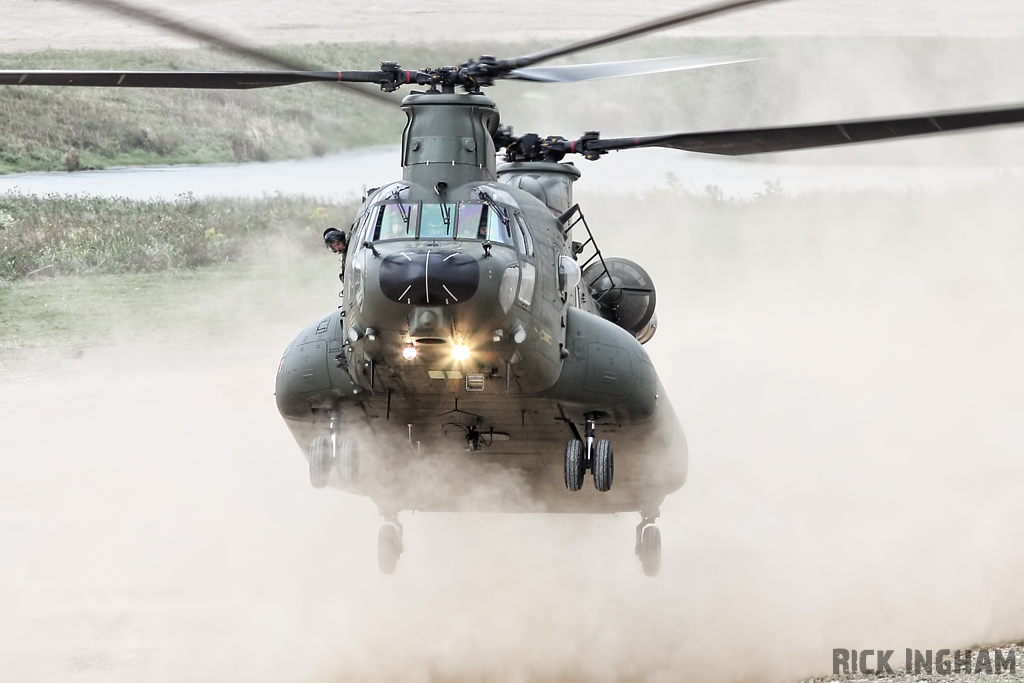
[[455, 202, 511, 243], [369, 201, 513, 245], [420, 203, 455, 238], [373, 203, 418, 241]]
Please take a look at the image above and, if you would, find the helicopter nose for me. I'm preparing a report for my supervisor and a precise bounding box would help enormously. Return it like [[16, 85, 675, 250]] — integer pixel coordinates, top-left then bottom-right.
[[379, 249, 480, 305]]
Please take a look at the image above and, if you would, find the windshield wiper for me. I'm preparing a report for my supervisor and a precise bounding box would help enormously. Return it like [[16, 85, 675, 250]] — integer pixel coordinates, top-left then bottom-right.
[[475, 189, 509, 228]]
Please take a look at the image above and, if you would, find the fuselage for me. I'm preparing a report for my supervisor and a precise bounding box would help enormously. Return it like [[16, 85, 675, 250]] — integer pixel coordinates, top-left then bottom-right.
[[274, 91, 687, 514]]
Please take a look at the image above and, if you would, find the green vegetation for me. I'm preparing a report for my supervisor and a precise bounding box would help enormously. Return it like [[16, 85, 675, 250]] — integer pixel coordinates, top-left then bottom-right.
[[0, 41, 514, 173], [0, 44, 408, 173], [0, 192, 357, 280], [3, 35, 1022, 173], [0, 258, 332, 358], [0, 193, 357, 361], [3, 175, 1023, 365]]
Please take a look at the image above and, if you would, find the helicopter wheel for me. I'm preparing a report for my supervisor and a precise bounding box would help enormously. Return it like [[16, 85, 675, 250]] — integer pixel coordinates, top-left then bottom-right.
[[637, 525, 662, 577], [334, 435, 359, 486], [593, 439, 614, 492], [308, 436, 332, 489], [564, 439, 585, 491], [378, 522, 403, 574]]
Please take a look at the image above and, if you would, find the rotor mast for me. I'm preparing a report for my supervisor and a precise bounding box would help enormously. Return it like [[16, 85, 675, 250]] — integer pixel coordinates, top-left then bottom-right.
[[400, 92, 501, 187]]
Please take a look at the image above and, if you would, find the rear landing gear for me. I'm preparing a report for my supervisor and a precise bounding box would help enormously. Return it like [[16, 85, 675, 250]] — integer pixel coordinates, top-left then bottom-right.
[[307, 414, 359, 489], [308, 436, 331, 489], [378, 514, 404, 574], [635, 511, 661, 577], [563, 415, 614, 492], [334, 435, 359, 486]]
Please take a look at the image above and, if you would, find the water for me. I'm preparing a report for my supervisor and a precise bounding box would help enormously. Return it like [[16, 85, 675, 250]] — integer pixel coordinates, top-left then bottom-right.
[[0, 146, 1019, 202]]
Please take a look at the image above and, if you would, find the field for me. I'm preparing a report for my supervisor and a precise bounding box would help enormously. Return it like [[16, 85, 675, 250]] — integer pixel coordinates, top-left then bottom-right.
[[4, 178, 1024, 680], [3, 34, 1024, 173]]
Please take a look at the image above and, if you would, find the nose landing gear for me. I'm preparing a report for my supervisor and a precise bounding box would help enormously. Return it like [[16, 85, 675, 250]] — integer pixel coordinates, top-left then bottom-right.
[[563, 414, 614, 492], [592, 439, 613, 492], [308, 436, 332, 489]]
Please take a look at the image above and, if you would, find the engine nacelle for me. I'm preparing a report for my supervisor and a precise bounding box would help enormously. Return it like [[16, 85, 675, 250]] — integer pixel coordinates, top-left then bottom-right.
[[582, 257, 658, 344]]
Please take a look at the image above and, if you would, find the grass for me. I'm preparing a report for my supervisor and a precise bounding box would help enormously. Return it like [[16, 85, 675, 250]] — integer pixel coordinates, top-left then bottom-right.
[[0, 192, 358, 281], [0, 258, 333, 359], [3, 174, 1024, 364], [0, 193, 358, 366], [2, 35, 1023, 173]]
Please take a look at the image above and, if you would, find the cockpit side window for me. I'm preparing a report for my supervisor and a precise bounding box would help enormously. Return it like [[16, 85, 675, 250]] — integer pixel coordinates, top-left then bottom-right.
[[373, 203, 418, 241], [513, 213, 534, 257]]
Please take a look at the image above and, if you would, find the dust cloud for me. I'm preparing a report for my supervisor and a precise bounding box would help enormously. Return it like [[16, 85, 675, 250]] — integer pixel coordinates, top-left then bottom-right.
[[3, 177, 1024, 682]]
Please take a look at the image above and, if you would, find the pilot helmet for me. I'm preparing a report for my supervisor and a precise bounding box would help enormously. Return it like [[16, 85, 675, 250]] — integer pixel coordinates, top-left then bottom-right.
[[323, 228, 348, 251]]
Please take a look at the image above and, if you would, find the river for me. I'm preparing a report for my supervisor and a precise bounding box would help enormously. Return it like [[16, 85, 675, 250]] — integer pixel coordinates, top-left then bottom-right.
[[0, 146, 1020, 202]]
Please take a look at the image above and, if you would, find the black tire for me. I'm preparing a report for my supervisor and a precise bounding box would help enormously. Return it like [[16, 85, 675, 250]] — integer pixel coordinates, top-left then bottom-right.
[[308, 436, 331, 489], [564, 439, 585, 491], [335, 436, 359, 486], [378, 524, 402, 575], [639, 526, 662, 577], [593, 439, 614, 492]]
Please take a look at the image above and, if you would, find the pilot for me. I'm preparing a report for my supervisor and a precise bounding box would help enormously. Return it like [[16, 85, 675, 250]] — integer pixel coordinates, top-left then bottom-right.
[[323, 228, 348, 255]]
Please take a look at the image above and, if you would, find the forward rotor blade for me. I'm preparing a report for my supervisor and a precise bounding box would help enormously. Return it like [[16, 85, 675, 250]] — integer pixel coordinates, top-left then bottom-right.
[[500, 0, 783, 70], [508, 54, 757, 83], [0, 69, 386, 90], [590, 104, 1024, 156], [62, 0, 396, 104]]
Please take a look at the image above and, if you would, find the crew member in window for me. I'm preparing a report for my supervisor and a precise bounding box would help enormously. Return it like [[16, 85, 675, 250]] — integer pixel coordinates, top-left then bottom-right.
[[323, 228, 348, 255]]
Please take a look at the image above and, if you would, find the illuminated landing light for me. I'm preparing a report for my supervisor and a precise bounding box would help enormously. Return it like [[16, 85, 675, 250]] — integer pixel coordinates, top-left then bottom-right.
[[402, 345, 418, 360], [451, 343, 471, 361]]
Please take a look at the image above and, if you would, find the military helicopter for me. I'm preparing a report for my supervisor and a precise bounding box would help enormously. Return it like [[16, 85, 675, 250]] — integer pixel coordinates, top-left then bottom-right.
[[6, 0, 1024, 576]]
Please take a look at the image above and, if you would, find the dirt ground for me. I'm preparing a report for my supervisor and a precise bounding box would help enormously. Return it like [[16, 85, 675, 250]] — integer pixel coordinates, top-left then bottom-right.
[[4, 181, 1024, 681], [4, 0, 1024, 54]]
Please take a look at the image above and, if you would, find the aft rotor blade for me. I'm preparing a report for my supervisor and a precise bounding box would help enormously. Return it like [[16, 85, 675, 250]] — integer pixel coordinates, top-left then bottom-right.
[[62, 0, 397, 104], [0, 70, 387, 89], [590, 104, 1024, 156], [500, 0, 783, 70], [508, 54, 757, 83]]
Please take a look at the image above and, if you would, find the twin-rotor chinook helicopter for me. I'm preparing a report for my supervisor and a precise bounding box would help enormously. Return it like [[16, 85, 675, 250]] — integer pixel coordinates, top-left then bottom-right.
[[7, 0, 1024, 575]]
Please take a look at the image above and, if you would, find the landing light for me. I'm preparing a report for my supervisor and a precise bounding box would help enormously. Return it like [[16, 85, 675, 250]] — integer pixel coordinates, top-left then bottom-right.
[[451, 343, 471, 361], [402, 345, 418, 360]]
